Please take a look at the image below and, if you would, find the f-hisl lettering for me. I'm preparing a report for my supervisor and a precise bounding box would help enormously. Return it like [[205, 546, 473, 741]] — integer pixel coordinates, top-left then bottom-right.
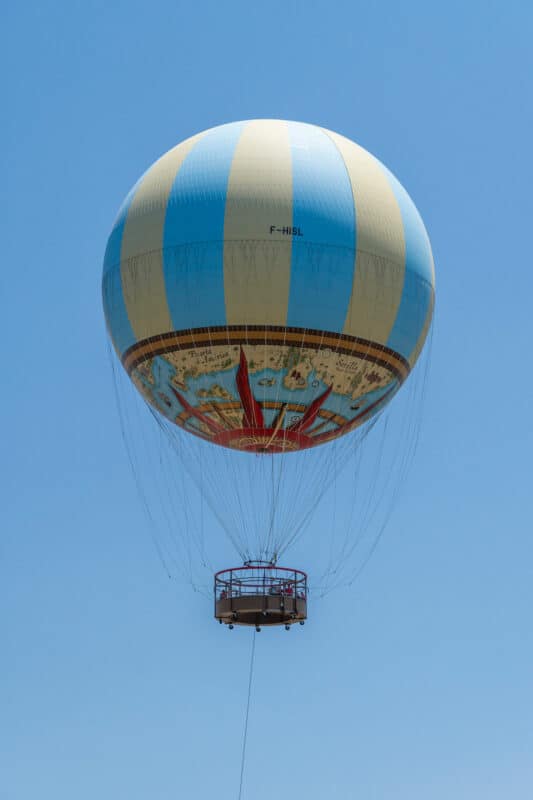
[[270, 226, 304, 236]]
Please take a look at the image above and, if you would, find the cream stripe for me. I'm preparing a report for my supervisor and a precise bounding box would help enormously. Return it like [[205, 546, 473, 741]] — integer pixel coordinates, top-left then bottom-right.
[[408, 285, 434, 367], [120, 132, 204, 340], [223, 120, 293, 326], [323, 129, 406, 345]]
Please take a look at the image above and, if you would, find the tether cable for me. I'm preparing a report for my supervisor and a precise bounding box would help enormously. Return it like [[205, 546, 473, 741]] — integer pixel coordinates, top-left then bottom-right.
[[238, 630, 256, 800]]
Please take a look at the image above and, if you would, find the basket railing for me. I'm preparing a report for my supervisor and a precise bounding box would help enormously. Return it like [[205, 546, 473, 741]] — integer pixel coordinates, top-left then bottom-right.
[[214, 566, 307, 601]]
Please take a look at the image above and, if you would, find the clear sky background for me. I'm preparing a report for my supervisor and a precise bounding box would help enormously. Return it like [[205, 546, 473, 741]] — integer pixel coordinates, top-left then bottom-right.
[[3, 1, 533, 798]]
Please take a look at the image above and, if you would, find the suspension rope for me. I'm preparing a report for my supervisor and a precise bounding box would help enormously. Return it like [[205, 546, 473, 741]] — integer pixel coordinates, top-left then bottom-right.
[[238, 631, 257, 800]]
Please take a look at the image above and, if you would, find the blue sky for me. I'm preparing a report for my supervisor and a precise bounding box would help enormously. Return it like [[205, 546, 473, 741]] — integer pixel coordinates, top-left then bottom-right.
[[3, 1, 533, 798]]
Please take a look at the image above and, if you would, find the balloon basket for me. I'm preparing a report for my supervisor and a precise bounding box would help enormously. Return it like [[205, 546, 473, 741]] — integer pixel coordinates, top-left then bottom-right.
[[214, 562, 307, 629]]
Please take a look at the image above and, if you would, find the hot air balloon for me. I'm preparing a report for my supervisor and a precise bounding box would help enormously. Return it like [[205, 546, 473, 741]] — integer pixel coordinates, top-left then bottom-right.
[[103, 120, 435, 629]]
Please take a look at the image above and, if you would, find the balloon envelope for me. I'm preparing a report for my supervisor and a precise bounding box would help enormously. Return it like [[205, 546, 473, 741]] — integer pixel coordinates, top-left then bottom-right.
[[103, 120, 434, 453]]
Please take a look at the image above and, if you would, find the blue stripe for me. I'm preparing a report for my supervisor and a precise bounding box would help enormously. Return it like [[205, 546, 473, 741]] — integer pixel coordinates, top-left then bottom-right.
[[383, 167, 434, 359], [102, 182, 141, 355], [102, 269, 136, 356], [286, 122, 356, 333], [163, 121, 245, 330]]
